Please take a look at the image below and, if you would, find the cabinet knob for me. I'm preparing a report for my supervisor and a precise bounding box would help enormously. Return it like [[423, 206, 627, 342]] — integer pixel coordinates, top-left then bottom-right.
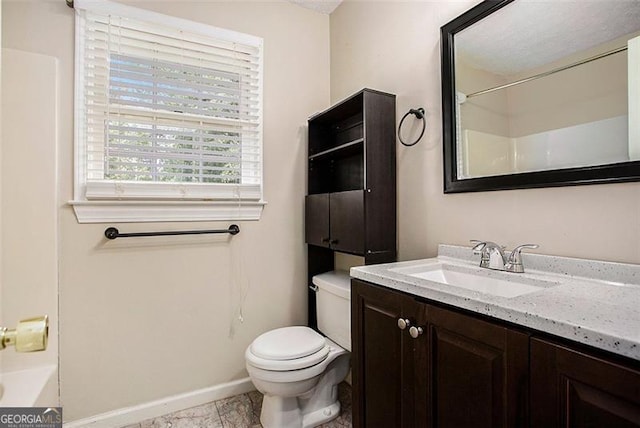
[[397, 318, 411, 330], [330, 239, 339, 245], [321, 237, 330, 243], [409, 326, 424, 339]]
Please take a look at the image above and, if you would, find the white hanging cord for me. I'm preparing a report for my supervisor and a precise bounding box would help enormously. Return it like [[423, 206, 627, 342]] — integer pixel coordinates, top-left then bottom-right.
[[236, 188, 252, 323], [228, 186, 251, 338]]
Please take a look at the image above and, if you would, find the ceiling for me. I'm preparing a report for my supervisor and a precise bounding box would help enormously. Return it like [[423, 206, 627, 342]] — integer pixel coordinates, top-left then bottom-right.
[[287, 0, 343, 14], [455, 0, 640, 76]]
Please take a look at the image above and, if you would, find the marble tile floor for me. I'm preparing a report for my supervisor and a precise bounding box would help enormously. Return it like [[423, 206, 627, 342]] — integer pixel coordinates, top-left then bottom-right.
[[122, 382, 352, 428]]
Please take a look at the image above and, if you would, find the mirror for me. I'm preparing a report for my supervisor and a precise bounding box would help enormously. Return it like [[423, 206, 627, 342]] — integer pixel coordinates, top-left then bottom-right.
[[441, 0, 640, 193]]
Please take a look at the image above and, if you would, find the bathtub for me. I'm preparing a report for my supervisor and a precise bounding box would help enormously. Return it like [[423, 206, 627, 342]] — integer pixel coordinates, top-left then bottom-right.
[[0, 364, 59, 406]]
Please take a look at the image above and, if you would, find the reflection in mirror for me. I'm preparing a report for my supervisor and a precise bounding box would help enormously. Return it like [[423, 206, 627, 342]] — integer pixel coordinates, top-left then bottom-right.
[[454, 0, 640, 180]]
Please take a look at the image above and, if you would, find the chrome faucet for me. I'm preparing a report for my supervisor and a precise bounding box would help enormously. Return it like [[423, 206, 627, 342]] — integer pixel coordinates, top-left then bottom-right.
[[471, 241, 539, 273], [471, 240, 506, 270]]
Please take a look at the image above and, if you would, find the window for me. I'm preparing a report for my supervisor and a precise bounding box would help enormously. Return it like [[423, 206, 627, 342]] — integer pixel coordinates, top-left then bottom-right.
[[71, 0, 264, 222]]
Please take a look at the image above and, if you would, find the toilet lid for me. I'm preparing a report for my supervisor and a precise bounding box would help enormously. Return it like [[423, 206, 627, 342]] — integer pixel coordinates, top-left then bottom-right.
[[250, 326, 326, 360]]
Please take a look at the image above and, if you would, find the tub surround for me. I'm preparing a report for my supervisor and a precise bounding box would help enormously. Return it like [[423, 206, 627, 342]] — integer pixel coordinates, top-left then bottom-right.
[[351, 244, 640, 360], [0, 365, 58, 407]]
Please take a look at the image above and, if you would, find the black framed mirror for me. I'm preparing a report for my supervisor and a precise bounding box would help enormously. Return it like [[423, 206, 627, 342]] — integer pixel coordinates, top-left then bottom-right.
[[441, 0, 640, 193]]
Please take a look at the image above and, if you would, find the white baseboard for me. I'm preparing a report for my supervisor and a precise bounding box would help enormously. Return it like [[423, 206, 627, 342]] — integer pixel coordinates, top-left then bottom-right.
[[64, 377, 255, 428]]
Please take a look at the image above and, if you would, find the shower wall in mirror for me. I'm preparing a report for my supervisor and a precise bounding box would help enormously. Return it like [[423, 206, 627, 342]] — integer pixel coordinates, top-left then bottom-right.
[[441, 0, 640, 193]]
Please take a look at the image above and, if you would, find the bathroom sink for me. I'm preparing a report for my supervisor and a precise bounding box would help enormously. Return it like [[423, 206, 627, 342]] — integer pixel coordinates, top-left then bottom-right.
[[390, 262, 558, 298]]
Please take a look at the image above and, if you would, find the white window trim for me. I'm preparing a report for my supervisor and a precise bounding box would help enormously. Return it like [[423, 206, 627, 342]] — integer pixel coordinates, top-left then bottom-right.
[[71, 200, 266, 224], [69, 0, 266, 223]]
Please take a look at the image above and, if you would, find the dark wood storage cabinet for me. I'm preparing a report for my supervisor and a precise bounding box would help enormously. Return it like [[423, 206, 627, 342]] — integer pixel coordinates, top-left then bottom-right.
[[306, 89, 396, 328], [352, 279, 640, 428], [305, 190, 364, 254], [531, 338, 640, 428]]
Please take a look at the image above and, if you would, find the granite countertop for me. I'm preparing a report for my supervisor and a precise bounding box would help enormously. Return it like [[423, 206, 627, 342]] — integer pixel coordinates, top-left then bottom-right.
[[350, 245, 640, 361]]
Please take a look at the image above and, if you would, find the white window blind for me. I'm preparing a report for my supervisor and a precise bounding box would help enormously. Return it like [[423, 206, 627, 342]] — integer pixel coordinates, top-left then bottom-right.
[[74, 0, 263, 204]]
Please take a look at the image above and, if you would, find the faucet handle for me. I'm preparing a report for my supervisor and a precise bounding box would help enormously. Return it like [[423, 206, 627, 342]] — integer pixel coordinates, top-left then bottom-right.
[[475, 241, 506, 252], [506, 244, 539, 273], [470, 240, 492, 268], [509, 244, 539, 257], [470, 240, 486, 254]]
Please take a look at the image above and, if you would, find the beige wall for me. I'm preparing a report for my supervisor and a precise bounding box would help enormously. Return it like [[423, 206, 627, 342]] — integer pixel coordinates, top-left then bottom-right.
[[330, 0, 640, 264], [2, 0, 329, 420], [1, 48, 59, 375]]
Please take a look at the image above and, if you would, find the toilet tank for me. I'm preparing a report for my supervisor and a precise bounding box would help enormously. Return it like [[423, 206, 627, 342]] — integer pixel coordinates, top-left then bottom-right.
[[313, 270, 351, 351]]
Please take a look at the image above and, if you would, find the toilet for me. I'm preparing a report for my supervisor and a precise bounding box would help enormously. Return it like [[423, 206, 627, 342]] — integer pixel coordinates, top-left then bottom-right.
[[245, 270, 351, 428]]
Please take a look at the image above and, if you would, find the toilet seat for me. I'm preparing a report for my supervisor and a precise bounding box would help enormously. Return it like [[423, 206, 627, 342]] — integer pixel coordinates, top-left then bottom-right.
[[246, 345, 329, 371], [246, 338, 347, 384], [247, 326, 330, 371], [251, 326, 326, 360]]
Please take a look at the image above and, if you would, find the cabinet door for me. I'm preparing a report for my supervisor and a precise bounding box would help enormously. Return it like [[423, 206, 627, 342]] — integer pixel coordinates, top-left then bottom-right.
[[305, 193, 330, 248], [418, 305, 529, 428], [329, 190, 364, 255], [352, 280, 417, 428], [531, 338, 640, 428]]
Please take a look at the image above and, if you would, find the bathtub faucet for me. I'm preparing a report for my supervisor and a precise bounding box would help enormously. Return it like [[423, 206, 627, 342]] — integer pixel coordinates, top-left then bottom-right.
[[0, 315, 48, 352]]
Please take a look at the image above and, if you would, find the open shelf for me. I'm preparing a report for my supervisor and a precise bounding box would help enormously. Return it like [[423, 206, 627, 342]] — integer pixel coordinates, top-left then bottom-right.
[[308, 138, 364, 161], [308, 150, 364, 195]]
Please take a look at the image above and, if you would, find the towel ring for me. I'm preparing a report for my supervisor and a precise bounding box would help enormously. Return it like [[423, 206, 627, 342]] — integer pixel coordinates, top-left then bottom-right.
[[398, 108, 426, 147]]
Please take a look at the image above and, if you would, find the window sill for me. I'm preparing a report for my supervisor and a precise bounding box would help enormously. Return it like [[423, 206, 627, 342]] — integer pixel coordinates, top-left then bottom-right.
[[69, 200, 266, 223]]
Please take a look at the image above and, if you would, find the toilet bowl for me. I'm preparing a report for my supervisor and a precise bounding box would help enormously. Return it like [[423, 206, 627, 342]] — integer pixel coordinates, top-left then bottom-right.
[[246, 327, 349, 428], [245, 271, 351, 428]]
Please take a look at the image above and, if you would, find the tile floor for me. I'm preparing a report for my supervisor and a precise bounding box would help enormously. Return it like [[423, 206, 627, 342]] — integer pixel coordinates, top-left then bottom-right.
[[122, 382, 352, 428]]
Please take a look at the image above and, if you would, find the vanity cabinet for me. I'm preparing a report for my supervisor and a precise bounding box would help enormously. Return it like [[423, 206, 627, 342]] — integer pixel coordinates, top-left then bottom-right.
[[418, 305, 529, 428], [352, 279, 529, 428], [306, 89, 396, 329], [352, 279, 640, 428], [351, 279, 419, 428], [531, 338, 640, 428]]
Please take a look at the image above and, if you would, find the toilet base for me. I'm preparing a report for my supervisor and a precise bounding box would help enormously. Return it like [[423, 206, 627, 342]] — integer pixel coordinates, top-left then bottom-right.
[[302, 400, 341, 428], [260, 395, 302, 428], [248, 339, 350, 428], [260, 395, 341, 428]]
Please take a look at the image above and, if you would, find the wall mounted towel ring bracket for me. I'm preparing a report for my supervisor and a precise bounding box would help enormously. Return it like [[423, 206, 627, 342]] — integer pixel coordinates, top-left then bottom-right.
[[398, 108, 426, 147]]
